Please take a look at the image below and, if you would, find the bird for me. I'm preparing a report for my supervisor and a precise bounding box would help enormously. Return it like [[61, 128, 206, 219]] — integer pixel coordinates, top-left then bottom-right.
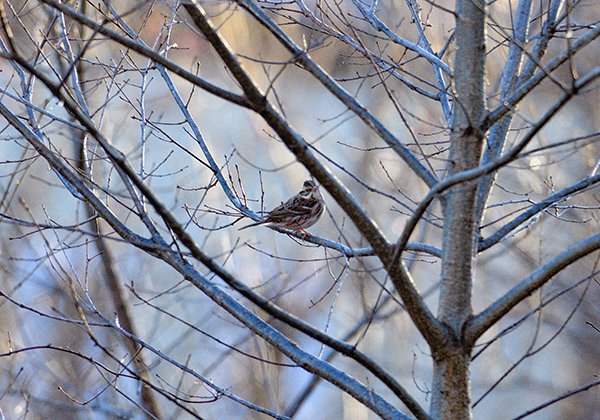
[[239, 179, 325, 233]]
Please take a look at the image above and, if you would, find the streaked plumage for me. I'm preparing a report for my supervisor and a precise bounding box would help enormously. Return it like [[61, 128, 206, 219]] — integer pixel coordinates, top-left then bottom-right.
[[239, 179, 324, 232]]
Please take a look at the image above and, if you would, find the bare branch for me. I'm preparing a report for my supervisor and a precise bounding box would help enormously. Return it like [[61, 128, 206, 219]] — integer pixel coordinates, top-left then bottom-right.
[[183, 3, 391, 249], [38, 0, 250, 107], [512, 379, 600, 419], [236, 0, 439, 187], [483, 23, 600, 130], [467, 232, 600, 342]]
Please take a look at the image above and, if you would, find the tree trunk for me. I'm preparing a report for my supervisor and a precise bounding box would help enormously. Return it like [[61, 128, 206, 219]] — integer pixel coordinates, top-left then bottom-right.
[[431, 346, 472, 418], [431, 0, 486, 416]]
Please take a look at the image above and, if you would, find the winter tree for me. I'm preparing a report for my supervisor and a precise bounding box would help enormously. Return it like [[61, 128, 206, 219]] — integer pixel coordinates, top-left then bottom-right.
[[0, 0, 598, 418]]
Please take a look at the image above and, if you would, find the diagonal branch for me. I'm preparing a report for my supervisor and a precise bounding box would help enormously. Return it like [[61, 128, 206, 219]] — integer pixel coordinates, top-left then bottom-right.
[[394, 66, 600, 262], [1, 44, 429, 416], [38, 0, 250, 108], [482, 22, 600, 130], [236, 0, 438, 187], [351, 0, 452, 122], [512, 379, 600, 419], [479, 173, 600, 251], [290, 0, 442, 100], [466, 231, 600, 342], [475, 0, 534, 225], [104, 2, 433, 258], [38, 0, 440, 260], [0, 102, 154, 248], [184, 2, 389, 253], [159, 254, 412, 420], [184, 1, 446, 350], [0, 74, 418, 420]]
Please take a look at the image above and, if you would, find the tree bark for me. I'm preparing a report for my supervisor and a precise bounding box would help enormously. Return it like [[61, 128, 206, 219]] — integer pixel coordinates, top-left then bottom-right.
[[431, 0, 486, 416]]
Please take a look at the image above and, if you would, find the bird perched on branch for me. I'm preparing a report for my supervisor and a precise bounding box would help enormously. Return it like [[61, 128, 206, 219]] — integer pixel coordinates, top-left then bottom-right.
[[239, 179, 324, 233]]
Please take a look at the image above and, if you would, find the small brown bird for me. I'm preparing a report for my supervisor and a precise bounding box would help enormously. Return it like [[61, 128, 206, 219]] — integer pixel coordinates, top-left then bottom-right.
[[239, 179, 325, 232]]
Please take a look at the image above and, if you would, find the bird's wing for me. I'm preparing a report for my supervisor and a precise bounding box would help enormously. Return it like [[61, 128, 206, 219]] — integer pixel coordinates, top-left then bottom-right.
[[267, 197, 315, 219]]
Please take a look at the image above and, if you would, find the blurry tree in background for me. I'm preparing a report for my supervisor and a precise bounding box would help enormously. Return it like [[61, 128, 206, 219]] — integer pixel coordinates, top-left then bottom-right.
[[0, 0, 598, 418]]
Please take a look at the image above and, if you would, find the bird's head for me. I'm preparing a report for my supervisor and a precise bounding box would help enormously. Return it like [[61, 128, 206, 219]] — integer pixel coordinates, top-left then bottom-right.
[[300, 179, 319, 199]]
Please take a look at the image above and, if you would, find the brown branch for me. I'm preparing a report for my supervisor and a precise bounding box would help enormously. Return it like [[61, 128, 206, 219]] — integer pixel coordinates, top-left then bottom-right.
[[183, 1, 446, 354], [0, 50, 420, 419]]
